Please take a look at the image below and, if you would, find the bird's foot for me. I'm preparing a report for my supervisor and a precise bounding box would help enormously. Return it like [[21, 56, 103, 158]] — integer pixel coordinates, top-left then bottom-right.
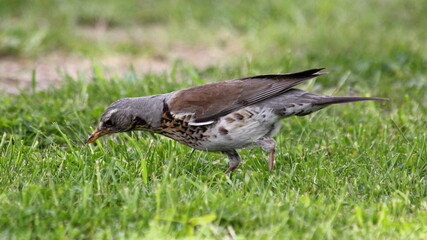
[[224, 165, 238, 173], [255, 137, 276, 171], [222, 150, 241, 173]]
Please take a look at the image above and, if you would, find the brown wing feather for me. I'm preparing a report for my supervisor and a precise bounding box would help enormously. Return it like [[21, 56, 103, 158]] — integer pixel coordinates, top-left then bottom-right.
[[166, 68, 327, 123]]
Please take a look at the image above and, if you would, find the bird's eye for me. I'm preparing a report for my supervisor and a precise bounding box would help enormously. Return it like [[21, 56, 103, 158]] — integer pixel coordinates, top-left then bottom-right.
[[104, 119, 113, 127]]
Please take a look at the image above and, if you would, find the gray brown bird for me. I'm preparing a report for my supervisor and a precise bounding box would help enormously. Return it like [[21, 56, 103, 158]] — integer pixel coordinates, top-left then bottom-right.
[[86, 68, 387, 172]]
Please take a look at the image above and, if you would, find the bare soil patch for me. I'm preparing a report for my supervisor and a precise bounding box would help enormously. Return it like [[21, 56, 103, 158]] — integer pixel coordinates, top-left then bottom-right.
[[0, 26, 243, 94]]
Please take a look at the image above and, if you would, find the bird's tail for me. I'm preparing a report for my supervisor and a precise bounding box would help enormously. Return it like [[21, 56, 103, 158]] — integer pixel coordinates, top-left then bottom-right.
[[314, 96, 389, 106], [267, 89, 388, 117]]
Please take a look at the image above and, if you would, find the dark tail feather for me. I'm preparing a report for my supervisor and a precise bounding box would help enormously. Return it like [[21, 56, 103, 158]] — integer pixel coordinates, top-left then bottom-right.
[[315, 96, 389, 105], [283, 68, 327, 79], [241, 68, 327, 81]]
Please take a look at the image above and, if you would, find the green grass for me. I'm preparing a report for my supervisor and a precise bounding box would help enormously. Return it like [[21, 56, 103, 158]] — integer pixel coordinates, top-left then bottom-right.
[[1, 0, 427, 239]]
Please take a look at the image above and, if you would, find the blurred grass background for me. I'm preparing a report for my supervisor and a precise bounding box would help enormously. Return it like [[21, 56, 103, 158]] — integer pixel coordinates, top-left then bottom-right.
[[1, 0, 426, 94], [1, 0, 427, 239], [1, 0, 425, 59]]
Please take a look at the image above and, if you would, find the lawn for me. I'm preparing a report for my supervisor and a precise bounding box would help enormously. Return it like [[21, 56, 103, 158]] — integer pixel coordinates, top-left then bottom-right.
[[1, 0, 426, 239]]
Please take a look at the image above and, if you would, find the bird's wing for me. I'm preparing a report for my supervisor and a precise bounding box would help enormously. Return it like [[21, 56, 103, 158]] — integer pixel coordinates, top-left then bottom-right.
[[166, 68, 327, 124]]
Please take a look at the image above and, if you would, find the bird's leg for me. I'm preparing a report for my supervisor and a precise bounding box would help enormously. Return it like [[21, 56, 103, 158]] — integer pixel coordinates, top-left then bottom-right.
[[255, 137, 276, 170], [222, 150, 242, 173]]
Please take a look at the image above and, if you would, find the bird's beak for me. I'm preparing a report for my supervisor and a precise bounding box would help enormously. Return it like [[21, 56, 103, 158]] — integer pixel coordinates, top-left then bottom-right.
[[86, 128, 109, 144]]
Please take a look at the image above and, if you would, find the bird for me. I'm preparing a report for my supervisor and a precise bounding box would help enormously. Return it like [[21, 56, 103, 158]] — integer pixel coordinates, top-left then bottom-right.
[[86, 68, 388, 173]]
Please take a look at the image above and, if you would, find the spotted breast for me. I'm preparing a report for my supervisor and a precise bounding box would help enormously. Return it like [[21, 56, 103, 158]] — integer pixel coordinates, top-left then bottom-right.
[[152, 110, 210, 149], [153, 106, 281, 152]]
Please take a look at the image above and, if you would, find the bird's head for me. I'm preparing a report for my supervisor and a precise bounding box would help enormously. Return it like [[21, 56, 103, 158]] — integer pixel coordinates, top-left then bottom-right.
[[86, 98, 154, 144]]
